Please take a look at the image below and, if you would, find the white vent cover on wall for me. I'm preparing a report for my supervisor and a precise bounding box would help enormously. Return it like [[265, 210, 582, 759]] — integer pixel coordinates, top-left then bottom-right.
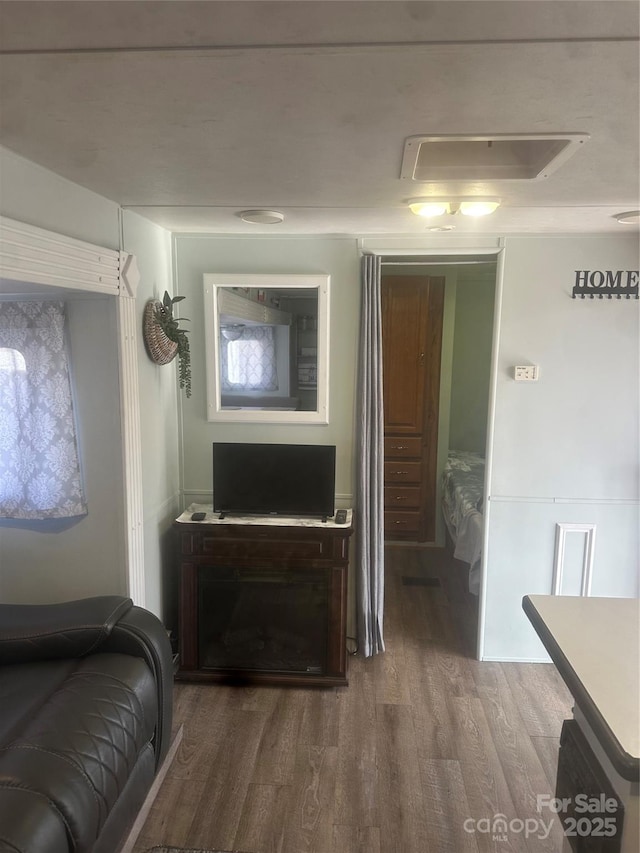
[[400, 133, 590, 182]]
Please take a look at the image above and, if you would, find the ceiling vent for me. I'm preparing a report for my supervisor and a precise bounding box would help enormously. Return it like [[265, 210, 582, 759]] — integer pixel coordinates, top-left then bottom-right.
[[400, 134, 589, 182]]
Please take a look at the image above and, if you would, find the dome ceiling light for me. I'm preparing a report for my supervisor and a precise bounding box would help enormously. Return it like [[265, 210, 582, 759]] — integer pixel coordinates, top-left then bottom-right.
[[459, 199, 501, 217], [237, 210, 285, 225], [408, 200, 451, 217], [614, 210, 640, 225], [408, 198, 501, 218]]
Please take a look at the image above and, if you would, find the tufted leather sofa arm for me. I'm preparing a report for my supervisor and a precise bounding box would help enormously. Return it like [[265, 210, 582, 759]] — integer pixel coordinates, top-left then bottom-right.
[[0, 595, 173, 770], [102, 604, 174, 769], [0, 596, 134, 665], [0, 596, 174, 852]]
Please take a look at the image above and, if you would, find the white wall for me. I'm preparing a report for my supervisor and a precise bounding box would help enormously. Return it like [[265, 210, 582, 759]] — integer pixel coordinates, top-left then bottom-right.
[[174, 235, 361, 508], [122, 210, 180, 623], [482, 236, 639, 660], [0, 147, 120, 249]]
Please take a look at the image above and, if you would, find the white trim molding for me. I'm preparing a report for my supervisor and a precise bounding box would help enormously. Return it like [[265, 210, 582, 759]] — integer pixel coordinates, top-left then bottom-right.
[[117, 292, 145, 607], [116, 248, 145, 606], [552, 522, 597, 596], [119, 251, 141, 297], [357, 237, 503, 254], [0, 216, 120, 293]]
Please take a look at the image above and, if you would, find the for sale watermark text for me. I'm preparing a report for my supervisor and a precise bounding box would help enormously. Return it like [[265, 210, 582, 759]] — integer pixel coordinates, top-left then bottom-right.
[[537, 794, 618, 814], [537, 793, 620, 839], [463, 794, 621, 842]]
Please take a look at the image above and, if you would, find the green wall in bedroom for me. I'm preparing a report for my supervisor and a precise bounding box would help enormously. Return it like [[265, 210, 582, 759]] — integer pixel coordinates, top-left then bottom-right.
[[448, 271, 496, 454]]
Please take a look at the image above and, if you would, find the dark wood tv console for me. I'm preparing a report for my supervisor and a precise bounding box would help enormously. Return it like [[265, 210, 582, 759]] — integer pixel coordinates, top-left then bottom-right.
[[174, 506, 353, 687]]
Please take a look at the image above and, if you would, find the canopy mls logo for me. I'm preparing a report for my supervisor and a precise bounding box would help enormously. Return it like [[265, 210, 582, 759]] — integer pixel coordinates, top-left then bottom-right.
[[573, 269, 639, 299]]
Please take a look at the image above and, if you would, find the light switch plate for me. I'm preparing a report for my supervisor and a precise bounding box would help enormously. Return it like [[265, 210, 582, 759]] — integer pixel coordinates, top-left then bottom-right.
[[514, 365, 539, 381]]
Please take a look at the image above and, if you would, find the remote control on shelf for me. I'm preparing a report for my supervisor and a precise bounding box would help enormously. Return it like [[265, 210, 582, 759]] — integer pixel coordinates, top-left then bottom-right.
[[334, 509, 348, 524]]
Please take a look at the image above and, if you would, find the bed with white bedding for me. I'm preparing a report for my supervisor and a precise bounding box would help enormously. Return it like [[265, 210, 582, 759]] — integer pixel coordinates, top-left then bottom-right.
[[441, 450, 485, 594]]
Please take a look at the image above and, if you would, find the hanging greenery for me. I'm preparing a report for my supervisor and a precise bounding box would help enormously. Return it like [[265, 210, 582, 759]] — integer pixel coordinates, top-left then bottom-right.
[[155, 291, 192, 397]]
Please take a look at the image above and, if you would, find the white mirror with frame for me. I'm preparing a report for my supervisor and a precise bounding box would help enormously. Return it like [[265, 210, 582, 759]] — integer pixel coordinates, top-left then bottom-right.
[[203, 273, 330, 424]]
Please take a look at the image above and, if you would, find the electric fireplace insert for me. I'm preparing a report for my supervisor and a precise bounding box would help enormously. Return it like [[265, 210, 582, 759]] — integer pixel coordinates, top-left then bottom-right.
[[198, 566, 329, 674]]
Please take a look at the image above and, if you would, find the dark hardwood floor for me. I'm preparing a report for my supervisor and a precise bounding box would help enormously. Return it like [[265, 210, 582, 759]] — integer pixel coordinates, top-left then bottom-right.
[[133, 546, 572, 853]]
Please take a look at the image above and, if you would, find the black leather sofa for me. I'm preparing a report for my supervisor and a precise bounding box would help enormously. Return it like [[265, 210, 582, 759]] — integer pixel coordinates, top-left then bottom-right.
[[0, 596, 173, 853]]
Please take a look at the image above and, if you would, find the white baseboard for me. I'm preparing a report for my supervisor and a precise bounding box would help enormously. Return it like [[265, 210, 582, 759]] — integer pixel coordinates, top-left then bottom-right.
[[481, 655, 551, 664], [118, 724, 184, 853]]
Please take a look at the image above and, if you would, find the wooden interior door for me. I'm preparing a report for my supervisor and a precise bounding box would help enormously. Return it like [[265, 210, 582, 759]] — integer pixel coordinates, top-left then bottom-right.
[[382, 275, 444, 541]]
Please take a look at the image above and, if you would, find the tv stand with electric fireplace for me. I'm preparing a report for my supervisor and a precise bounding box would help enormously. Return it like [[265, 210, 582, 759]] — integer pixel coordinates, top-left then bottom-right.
[[174, 506, 353, 687]]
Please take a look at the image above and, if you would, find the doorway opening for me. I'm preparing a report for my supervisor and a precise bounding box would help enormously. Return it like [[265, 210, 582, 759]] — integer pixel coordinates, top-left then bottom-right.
[[380, 254, 500, 658]]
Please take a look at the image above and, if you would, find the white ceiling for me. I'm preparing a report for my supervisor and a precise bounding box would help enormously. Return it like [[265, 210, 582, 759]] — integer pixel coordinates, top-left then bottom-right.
[[1, 1, 638, 236]]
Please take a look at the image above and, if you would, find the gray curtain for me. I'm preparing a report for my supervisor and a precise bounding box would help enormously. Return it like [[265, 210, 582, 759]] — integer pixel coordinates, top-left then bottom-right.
[[356, 255, 385, 656]]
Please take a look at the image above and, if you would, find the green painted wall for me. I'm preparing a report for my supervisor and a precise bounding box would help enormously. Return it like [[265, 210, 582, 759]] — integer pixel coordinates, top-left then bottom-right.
[[449, 272, 496, 453], [174, 235, 361, 507]]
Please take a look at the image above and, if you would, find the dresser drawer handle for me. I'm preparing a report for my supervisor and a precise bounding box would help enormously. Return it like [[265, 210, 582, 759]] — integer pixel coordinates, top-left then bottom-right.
[[394, 496, 408, 501], [391, 445, 408, 450], [394, 520, 408, 525], [392, 470, 409, 475]]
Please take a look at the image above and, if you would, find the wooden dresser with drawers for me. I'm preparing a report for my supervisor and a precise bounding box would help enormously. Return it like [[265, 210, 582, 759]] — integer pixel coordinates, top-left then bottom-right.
[[382, 274, 444, 541]]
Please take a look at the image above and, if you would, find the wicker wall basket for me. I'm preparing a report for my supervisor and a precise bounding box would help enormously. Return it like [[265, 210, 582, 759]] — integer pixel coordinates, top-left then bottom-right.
[[143, 300, 178, 365]]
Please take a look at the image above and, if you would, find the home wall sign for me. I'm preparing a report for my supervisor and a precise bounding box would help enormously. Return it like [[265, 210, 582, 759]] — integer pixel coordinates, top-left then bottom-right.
[[572, 269, 639, 299]]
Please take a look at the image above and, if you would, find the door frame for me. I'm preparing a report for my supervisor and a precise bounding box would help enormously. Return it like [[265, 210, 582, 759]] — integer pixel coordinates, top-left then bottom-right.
[[358, 240, 505, 661]]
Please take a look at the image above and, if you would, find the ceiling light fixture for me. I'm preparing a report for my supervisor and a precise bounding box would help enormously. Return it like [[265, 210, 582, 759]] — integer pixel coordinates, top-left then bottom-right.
[[409, 200, 451, 218], [614, 210, 640, 225], [459, 199, 501, 217], [221, 324, 245, 341], [408, 198, 500, 218], [237, 209, 285, 225]]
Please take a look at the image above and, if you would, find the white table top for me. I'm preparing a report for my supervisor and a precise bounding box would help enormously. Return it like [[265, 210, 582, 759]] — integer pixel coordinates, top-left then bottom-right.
[[176, 503, 353, 529], [524, 595, 640, 776]]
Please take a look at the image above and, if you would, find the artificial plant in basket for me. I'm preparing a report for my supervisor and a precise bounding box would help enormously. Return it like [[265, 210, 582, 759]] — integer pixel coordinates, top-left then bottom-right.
[[156, 291, 192, 397]]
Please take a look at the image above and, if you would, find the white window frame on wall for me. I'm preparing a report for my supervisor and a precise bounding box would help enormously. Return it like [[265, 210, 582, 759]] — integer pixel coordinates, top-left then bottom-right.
[[0, 215, 145, 606]]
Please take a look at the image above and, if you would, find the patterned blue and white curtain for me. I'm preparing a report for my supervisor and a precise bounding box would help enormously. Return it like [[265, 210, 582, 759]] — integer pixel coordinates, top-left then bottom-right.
[[0, 301, 87, 520], [220, 325, 278, 391]]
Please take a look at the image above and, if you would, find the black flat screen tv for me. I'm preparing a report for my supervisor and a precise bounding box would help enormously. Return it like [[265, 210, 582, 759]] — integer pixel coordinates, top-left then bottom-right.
[[213, 443, 336, 519]]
